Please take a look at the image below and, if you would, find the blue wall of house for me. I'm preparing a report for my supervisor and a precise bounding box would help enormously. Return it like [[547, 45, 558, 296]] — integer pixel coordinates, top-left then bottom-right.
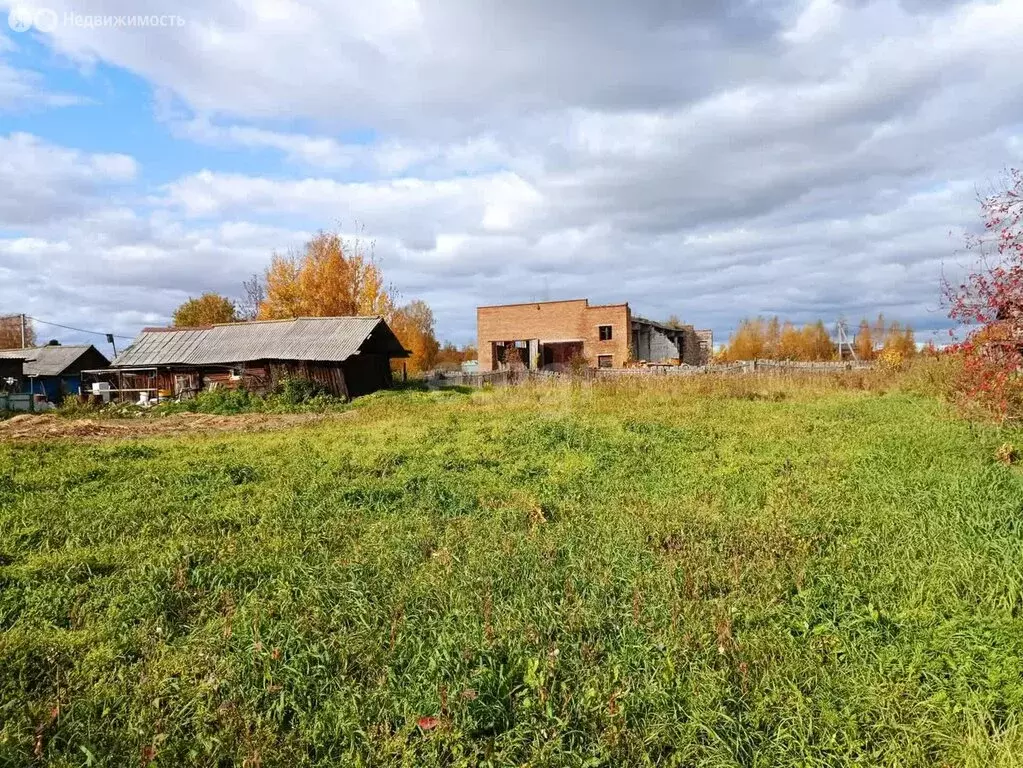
[[23, 375, 81, 403]]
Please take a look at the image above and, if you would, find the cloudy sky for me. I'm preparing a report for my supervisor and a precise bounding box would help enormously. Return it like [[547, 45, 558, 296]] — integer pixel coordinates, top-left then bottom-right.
[[0, 0, 1019, 348]]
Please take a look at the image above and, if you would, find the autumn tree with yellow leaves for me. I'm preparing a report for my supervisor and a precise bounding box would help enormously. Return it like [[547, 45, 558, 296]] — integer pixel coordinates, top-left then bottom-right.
[[718, 318, 771, 361], [258, 231, 392, 320], [388, 300, 440, 374], [252, 229, 439, 374], [851, 314, 917, 362], [881, 320, 917, 359], [719, 317, 837, 362], [854, 319, 876, 361], [172, 293, 238, 327]]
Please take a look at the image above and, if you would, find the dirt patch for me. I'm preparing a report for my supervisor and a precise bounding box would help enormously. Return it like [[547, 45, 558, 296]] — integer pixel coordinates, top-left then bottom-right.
[[0, 411, 350, 442]]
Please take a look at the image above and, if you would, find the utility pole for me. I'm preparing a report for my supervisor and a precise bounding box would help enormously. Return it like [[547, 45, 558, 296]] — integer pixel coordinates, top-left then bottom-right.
[[836, 319, 858, 361], [20, 314, 26, 349]]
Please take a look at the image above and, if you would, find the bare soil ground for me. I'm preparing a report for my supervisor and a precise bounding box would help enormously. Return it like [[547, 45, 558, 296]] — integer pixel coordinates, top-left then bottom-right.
[[0, 411, 344, 441]]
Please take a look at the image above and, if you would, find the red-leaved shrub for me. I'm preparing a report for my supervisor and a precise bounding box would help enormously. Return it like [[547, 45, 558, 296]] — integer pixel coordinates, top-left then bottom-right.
[[946, 169, 1023, 421]]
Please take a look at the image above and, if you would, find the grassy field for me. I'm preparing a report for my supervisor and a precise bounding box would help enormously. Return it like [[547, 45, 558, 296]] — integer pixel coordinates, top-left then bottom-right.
[[1, 378, 1021, 766]]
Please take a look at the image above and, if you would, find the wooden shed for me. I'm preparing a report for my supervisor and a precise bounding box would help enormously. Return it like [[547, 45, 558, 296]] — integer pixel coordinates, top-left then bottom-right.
[[103, 316, 409, 401], [0, 345, 110, 403]]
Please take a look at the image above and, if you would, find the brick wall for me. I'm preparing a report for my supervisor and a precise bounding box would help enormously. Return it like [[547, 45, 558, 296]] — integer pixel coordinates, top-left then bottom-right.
[[678, 327, 701, 366], [478, 300, 631, 370], [694, 329, 714, 365]]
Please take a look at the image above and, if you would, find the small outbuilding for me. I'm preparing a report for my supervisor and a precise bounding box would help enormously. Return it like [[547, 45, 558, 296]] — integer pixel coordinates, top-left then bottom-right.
[[0, 344, 110, 403], [104, 316, 410, 401]]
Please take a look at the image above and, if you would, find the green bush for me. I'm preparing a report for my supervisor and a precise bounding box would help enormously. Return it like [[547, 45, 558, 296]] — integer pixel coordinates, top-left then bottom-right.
[[152, 387, 257, 415], [194, 387, 257, 414], [54, 397, 101, 419], [148, 379, 347, 416], [268, 376, 330, 405]]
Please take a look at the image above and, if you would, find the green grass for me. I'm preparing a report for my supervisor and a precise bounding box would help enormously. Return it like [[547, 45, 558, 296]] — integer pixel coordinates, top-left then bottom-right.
[[1, 382, 1021, 766]]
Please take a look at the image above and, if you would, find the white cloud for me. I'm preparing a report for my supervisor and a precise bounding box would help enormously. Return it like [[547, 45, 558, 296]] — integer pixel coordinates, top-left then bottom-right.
[[0, 133, 137, 227], [0, 207, 311, 342], [171, 116, 355, 168], [783, 0, 847, 44], [168, 116, 511, 177], [0, 0, 1019, 345], [7, 0, 784, 127], [0, 34, 86, 110], [156, 169, 543, 245]]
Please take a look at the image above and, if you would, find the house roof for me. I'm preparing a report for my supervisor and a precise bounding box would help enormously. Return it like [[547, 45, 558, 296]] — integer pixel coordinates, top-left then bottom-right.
[[632, 316, 695, 334], [110, 316, 409, 368], [0, 345, 108, 377]]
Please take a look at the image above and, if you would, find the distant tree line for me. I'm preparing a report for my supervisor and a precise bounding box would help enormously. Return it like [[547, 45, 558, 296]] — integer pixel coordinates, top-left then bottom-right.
[[434, 342, 478, 371], [718, 315, 917, 362]]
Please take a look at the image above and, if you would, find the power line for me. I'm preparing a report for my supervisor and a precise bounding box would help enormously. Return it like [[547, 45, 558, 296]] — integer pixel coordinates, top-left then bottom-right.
[[21, 315, 134, 340]]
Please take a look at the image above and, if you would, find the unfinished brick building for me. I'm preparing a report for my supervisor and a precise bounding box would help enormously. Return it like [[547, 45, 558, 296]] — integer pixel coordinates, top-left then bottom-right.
[[477, 299, 712, 371]]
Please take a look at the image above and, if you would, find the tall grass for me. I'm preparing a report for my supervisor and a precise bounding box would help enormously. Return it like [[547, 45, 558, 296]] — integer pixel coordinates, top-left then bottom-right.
[[0, 374, 1020, 766]]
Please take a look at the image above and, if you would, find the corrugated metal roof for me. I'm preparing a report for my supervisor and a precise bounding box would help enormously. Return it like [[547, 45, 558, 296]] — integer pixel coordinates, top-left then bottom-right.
[[0, 345, 104, 377], [111, 317, 405, 367]]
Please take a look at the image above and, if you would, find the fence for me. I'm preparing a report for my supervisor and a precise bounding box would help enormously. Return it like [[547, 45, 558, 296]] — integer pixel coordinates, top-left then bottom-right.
[[747, 360, 874, 372], [432, 369, 562, 388], [431, 360, 874, 388], [0, 392, 35, 411]]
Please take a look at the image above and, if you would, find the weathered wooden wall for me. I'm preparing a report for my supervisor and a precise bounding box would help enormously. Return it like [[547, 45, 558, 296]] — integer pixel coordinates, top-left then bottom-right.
[[104, 356, 399, 401], [342, 355, 392, 398]]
